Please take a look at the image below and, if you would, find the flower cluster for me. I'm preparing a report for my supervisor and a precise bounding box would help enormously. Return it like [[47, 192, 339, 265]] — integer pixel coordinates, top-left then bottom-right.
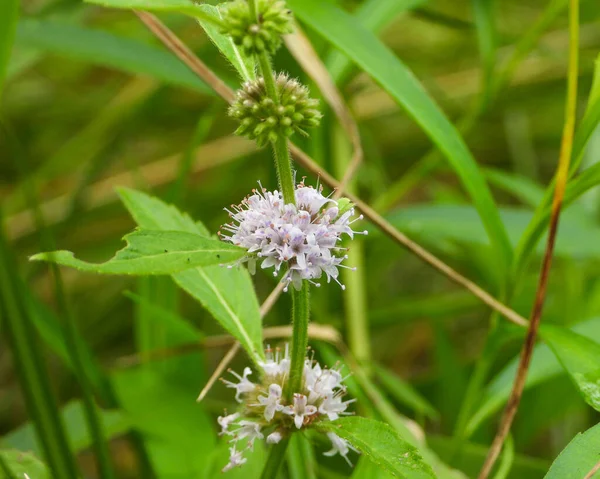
[[228, 74, 322, 147], [219, 181, 367, 291], [220, 0, 293, 56], [219, 345, 357, 472]]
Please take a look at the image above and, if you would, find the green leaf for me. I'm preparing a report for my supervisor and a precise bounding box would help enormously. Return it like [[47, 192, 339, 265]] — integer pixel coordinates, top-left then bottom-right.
[[196, 4, 255, 82], [385, 204, 600, 259], [467, 317, 600, 437], [540, 324, 600, 412], [317, 417, 436, 478], [0, 450, 49, 479], [30, 229, 245, 275], [111, 369, 216, 477], [472, 0, 496, 102], [16, 19, 211, 93], [117, 188, 264, 361], [325, 0, 426, 84], [0, 0, 19, 95], [544, 422, 600, 478], [85, 0, 219, 24], [288, 0, 513, 269]]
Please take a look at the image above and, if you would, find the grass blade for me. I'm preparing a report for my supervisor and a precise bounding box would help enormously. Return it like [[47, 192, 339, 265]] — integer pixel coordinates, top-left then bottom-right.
[[0, 212, 79, 479], [288, 0, 513, 270], [0, 0, 19, 95]]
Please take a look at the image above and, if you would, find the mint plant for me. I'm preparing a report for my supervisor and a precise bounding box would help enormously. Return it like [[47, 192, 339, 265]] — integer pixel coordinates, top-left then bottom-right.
[[4, 0, 599, 478]]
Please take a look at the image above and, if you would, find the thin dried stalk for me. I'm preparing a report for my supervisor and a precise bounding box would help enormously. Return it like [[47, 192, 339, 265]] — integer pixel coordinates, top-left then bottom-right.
[[284, 25, 363, 197], [134, 12, 530, 332], [135, 12, 529, 329], [113, 323, 340, 369], [477, 0, 579, 477], [7, 136, 254, 239], [196, 282, 286, 401]]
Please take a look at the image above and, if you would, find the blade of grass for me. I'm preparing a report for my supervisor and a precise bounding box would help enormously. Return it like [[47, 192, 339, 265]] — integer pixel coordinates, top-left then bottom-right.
[[4, 120, 117, 479], [326, 0, 426, 85], [374, 0, 568, 213], [287, 0, 513, 271], [471, 0, 496, 108], [0, 0, 18, 96], [0, 211, 79, 479], [478, 0, 579, 475], [332, 124, 370, 363], [131, 11, 530, 332], [511, 54, 600, 282]]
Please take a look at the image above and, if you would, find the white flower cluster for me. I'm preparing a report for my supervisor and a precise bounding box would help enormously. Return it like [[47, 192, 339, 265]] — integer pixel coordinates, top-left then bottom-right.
[[218, 345, 357, 472], [219, 181, 367, 291]]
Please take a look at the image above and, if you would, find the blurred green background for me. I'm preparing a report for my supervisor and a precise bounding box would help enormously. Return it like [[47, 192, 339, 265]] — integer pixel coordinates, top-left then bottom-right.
[[1, 0, 600, 477]]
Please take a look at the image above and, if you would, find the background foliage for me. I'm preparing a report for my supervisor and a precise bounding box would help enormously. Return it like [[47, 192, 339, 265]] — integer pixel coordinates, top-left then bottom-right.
[[1, 0, 600, 477]]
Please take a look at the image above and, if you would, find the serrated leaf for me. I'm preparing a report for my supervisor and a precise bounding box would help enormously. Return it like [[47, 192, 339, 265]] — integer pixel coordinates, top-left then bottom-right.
[[117, 188, 264, 361], [317, 417, 436, 479], [544, 422, 600, 478], [0, 450, 50, 479], [196, 4, 256, 82], [540, 324, 600, 411], [30, 229, 244, 275]]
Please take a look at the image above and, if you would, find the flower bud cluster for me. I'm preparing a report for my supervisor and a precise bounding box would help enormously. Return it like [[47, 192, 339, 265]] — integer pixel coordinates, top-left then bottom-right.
[[228, 74, 321, 147], [220, 0, 293, 56], [219, 345, 357, 472], [219, 180, 367, 291]]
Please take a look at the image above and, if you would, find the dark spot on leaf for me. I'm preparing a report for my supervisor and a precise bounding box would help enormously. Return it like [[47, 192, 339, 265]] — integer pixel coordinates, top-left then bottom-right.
[[217, 254, 221, 259], [187, 258, 191, 263], [164, 249, 168, 253]]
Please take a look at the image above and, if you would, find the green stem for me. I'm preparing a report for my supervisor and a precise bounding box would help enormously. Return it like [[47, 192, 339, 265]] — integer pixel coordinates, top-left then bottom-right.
[[273, 134, 296, 205], [287, 283, 310, 401], [258, 53, 278, 103], [256, 52, 296, 205], [260, 437, 290, 479], [332, 125, 371, 363]]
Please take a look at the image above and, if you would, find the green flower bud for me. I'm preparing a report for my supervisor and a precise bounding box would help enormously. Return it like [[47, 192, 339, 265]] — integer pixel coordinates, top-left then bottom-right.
[[228, 73, 322, 147], [220, 0, 293, 56]]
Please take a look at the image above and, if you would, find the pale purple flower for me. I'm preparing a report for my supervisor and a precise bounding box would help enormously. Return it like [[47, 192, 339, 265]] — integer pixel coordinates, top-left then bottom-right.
[[318, 393, 356, 421], [266, 431, 282, 444], [220, 182, 367, 291], [324, 432, 357, 466], [217, 345, 357, 473], [221, 367, 255, 402], [253, 383, 283, 421], [222, 445, 247, 472], [283, 393, 318, 429], [217, 412, 240, 436], [231, 420, 263, 446]]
